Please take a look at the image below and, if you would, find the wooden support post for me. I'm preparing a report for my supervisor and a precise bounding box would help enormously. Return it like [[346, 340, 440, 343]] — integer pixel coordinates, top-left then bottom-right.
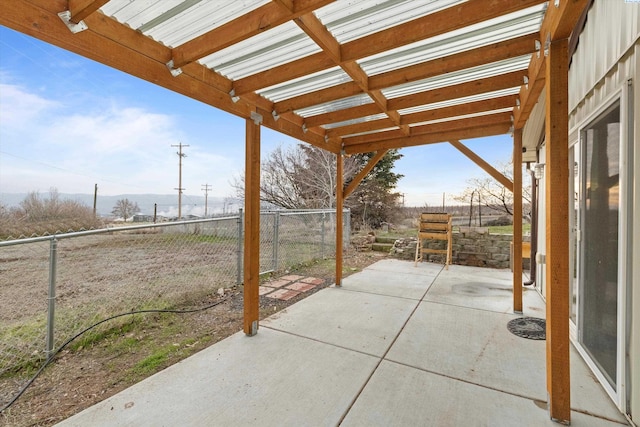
[[513, 128, 523, 313], [545, 38, 570, 423], [244, 116, 261, 336], [335, 152, 344, 286]]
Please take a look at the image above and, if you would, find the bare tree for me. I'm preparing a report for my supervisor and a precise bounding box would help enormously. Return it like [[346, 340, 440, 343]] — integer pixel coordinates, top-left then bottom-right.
[[455, 160, 532, 222], [112, 199, 140, 222], [231, 144, 359, 209], [231, 144, 404, 229]]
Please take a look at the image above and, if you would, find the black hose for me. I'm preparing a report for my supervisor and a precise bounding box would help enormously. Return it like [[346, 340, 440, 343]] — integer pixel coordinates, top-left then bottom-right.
[[0, 294, 233, 413]]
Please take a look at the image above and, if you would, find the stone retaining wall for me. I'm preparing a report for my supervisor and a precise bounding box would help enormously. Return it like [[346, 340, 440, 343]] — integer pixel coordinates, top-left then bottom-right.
[[389, 231, 531, 269]]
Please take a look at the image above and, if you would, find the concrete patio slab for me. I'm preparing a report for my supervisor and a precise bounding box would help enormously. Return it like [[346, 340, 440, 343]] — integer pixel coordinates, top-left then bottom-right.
[[262, 286, 418, 357], [424, 264, 545, 315], [54, 259, 628, 427], [366, 258, 444, 276], [339, 268, 435, 300], [341, 360, 625, 427], [57, 328, 379, 427], [386, 301, 548, 400]]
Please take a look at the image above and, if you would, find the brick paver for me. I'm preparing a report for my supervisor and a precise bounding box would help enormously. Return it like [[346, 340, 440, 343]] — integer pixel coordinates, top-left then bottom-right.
[[266, 289, 301, 301], [286, 282, 317, 292]]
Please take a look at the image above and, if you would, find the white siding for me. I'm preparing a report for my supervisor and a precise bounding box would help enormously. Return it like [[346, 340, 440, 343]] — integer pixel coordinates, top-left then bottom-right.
[[568, 0, 639, 115]]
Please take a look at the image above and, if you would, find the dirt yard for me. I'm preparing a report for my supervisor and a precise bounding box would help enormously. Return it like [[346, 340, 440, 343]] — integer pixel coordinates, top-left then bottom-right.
[[0, 247, 385, 427]]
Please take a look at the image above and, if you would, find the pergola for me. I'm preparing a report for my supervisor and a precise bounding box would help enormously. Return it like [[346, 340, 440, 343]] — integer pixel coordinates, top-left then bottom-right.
[[1, 0, 588, 422]]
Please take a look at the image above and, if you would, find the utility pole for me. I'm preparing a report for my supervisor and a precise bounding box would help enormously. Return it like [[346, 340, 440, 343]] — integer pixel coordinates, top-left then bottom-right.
[[201, 183, 212, 217], [93, 184, 98, 217], [172, 143, 189, 220]]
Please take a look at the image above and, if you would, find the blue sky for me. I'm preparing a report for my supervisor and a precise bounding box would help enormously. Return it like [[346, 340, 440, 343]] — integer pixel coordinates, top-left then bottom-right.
[[0, 26, 514, 208]]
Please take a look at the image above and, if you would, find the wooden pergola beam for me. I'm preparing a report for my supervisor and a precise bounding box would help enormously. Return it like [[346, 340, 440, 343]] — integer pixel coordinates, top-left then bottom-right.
[[68, 0, 108, 23], [305, 104, 382, 128], [234, 0, 545, 96], [344, 112, 513, 147], [327, 118, 398, 140], [274, 82, 362, 114], [369, 32, 539, 91], [306, 71, 523, 131], [234, 52, 335, 96], [343, 122, 510, 154], [170, 0, 335, 69], [343, 150, 389, 199], [0, 0, 341, 154], [448, 139, 513, 192], [276, 33, 536, 116], [340, 0, 546, 62], [401, 96, 517, 127], [326, 96, 516, 140], [513, 0, 590, 129], [387, 70, 526, 112], [292, 12, 405, 135], [295, 11, 341, 63], [513, 51, 545, 129]]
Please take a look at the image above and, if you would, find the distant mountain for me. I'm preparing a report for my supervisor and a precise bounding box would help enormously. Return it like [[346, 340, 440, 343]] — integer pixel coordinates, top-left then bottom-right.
[[0, 192, 242, 218]]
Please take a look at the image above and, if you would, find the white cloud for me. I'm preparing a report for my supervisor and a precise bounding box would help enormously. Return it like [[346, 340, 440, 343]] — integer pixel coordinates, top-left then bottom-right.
[[0, 81, 240, 197], [0, 82, 58, 128]]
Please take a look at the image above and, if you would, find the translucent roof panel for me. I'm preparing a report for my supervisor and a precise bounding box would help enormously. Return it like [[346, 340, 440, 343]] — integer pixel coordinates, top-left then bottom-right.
[[316, 0, 465, 44], [101, 0, 270, 48], [382, 55, 530, 99], [199, 21, 321, 81], [322, 113, 390, 130], [398, 87, 520, 115], [257, 67, 352, 103], [295, 94, 374, 118], [359, 4, 546, 76]]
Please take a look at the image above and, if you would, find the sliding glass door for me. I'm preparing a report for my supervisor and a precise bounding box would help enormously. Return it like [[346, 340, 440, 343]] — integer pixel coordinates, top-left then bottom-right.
[[579, 100, 620, 389]]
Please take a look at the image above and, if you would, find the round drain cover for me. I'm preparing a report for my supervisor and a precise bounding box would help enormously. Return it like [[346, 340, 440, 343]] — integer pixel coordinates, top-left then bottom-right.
[[507, 317, 546, 340]]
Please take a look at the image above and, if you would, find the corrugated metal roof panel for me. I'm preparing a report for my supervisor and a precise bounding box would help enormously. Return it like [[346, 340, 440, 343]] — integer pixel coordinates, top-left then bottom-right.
[[322, 113, 389, 129], [382, 55, 530, 99], [316, 0, 465, 44], [397, 87, 520, 115], [199, 21, 320, 81], [257, 67, 352, 102], [408, 107, 514, 127], [295, 94, 374, 118], [340, 127, 400, 138], [101, 1, 270, 48], [359, 5, 545, 76]]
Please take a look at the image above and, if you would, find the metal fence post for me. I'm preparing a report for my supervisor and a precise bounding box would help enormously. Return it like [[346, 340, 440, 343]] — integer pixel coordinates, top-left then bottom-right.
[[273, 211, 280, 272], [236, 208, 243, 285], [345, 208, 351, 250], [46, 238, 58, 356], [321, 212, 326, 259]]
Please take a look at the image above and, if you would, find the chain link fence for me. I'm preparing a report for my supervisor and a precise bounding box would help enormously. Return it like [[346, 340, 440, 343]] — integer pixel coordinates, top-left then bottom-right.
[[0, 209, 349, 408]]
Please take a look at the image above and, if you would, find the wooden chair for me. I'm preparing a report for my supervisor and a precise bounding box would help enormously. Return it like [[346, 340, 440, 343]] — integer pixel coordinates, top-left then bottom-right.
[[414, 213, 452, 269]]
